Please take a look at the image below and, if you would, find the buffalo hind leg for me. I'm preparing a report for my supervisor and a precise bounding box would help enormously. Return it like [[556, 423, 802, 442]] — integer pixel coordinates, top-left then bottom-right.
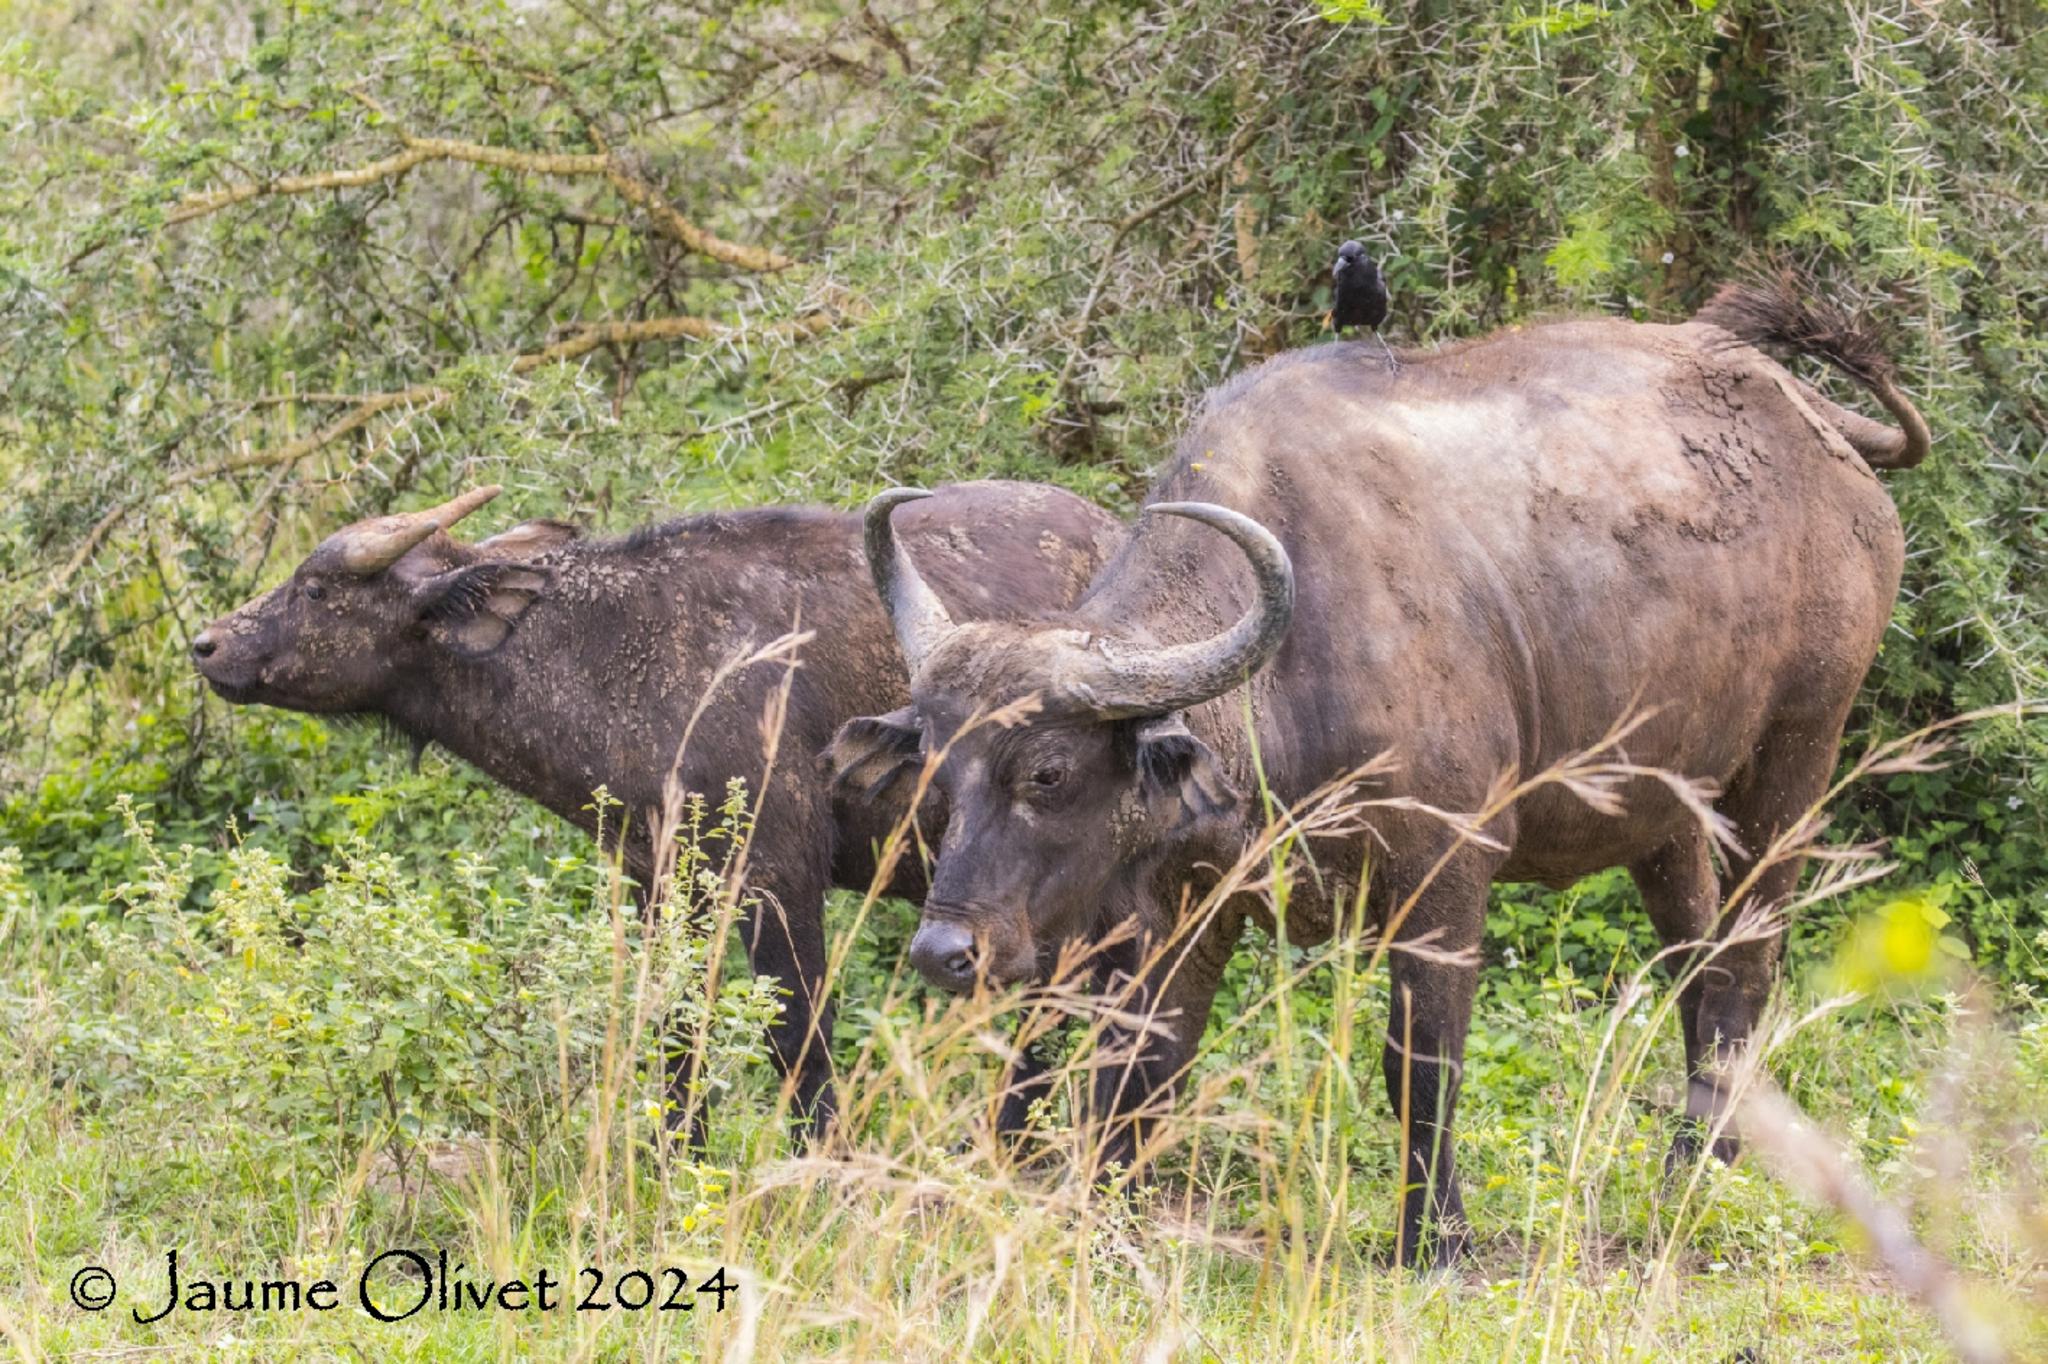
[[1630, 832, 1721, 1169], [1690, 718, 1844, 1165]]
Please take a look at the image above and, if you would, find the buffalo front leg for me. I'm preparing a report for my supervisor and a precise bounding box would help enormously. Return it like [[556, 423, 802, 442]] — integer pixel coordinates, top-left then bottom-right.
[[1383, 953, 1478, 1267], [1379, 877, 1485, 1268], [627, 877, 713, 1150], [1086, 912, 1242, 1183], [641, 859, 836, 1148], [994, 1017, 1063, 1149], [740, 873, 839, 1146]]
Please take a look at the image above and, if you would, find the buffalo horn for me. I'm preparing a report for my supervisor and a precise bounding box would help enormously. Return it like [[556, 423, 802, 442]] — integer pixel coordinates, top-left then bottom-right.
[[334, 484, 503, 575], [1057, 501, 1294, 718], [864, 487, 957, 673]]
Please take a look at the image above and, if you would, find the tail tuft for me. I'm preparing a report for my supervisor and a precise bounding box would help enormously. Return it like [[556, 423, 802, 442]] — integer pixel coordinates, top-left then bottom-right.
[[1695, 273, 1895, 389], [1695, 270, 1929, 471]]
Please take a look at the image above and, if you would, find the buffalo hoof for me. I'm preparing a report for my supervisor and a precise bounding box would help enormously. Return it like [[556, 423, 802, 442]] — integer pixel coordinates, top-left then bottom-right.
[[786, 1086, 839, 1150], [1665, 1119, 1740, 1178], [1390, 1223, 1471, 1273]]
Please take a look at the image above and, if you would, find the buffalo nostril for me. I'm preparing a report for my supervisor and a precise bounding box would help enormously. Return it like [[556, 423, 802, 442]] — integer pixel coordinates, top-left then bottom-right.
[[909, 920, 979, 992], [192, 632, 218, 660]]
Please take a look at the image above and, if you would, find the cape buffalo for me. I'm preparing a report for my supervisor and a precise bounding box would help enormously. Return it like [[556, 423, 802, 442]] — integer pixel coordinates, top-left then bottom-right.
[[192, 479, 1119, 1142], [827, 281, 1927, 1262]]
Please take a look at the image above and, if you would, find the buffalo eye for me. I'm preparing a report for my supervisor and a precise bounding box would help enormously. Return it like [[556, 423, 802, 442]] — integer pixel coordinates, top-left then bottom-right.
[[304, 581, 327, 602], [1027, 764, 1067, 792]]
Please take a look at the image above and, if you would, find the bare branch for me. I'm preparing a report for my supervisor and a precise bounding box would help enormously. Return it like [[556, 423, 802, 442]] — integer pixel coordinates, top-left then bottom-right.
[[32, 311, 835, 609], [156, 134, 796, 274], [163, 146, 444, 224]]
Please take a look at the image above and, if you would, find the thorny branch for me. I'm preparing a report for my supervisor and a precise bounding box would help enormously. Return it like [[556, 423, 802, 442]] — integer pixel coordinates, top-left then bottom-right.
[[1052, 108, 1276, 424], [34, 310, 836, 610], [157, 133, 795, 274]]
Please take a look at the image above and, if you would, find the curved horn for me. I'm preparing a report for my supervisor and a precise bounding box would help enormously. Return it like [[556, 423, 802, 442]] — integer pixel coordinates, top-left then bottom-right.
[[1059, 501, 1294, 718], [334, 485, 503, 575], [863, 487, 956, 673]]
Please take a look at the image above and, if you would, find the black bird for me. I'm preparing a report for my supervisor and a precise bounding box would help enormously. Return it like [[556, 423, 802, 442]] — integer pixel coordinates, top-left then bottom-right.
[[1331, 239, 1395, 368]]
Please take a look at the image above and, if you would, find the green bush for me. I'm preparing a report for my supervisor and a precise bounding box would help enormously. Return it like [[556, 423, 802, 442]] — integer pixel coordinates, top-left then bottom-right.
[[9, 794, 783, 1188]]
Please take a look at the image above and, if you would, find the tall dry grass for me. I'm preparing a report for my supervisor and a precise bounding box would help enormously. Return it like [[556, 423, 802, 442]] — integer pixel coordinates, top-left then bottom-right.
[[1, 640, 2038, 1362], [479, 643, 2044, 1360]]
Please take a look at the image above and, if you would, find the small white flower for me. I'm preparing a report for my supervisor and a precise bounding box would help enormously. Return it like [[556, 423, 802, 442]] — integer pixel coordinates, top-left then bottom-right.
[[2009, 795, 2024, 810], [1674, 144, 1690, 158], [1503, 946, 1520, 969], [1510, 142, 1526, 155], [1661, 252, 1675, 265], [1392, 209, 1405, 222]]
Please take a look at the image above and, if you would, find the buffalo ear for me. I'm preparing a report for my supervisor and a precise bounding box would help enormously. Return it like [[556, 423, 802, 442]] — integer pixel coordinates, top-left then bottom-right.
[[823, 707, 924, 802], [415, 563, 550, 656], [1135, 715, 1239, 826], [476, 519, 580, 561]]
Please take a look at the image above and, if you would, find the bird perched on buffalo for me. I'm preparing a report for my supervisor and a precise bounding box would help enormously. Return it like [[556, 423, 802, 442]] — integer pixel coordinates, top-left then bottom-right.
[[1331, 239, 1395, 368]]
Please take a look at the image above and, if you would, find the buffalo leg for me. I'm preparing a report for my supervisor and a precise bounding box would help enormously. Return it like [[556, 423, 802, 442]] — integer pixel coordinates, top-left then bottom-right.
[[994, 1019, 1062, 1147], [1087, 913, 1242, 1182], [740, 873, 839, 1145], [627, 877, 713, 1150], [1382, 938, 1479, 1267], [1684, 719, 1842, 1164], [1629, 832, 1720, 1170], [640, 857, 836, 1149], [662, 1033, 711, 1149]]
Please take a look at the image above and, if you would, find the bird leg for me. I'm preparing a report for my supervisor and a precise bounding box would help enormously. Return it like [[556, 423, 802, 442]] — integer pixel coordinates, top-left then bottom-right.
[[1374, 329, 1399, 372]]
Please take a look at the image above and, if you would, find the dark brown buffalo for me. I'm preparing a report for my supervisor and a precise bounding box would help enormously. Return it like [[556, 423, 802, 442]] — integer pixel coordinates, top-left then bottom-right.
[[827, 282, 1927, 1262], [192, 480, 1119, 1141]]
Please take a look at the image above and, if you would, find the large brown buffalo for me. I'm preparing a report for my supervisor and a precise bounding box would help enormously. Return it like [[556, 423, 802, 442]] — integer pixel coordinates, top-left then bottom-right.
[[827, 281, 1927, 1262], [192, 480, 1119, 1142]]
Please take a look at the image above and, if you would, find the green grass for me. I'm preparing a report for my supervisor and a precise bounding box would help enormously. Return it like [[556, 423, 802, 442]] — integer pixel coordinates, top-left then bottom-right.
[[1, 748, 2041, 1363]]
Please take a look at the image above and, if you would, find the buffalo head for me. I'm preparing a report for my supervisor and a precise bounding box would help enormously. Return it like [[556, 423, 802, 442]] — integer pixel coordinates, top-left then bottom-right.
[[191, 485, 567, 712], [825, 489, 1293, 994]]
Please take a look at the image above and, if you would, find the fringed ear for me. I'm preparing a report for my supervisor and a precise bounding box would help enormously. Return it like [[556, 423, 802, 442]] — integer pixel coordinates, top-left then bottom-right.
[[822, 707, 924, 802], [414, 563, 550, 656], [476, 519, 580, 561], [1134, 715, 1239, 826]]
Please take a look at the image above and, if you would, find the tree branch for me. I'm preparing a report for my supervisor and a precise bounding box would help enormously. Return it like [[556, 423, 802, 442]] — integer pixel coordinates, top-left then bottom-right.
[[34, 310, 835, 609], [1052, 110, 1274, 423], [158, 134, 795, 273], [163, 146, 443, 224]]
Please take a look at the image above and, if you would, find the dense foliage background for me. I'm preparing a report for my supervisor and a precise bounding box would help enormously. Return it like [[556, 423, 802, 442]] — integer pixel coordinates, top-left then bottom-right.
[[3, 0, 2043, 981], [0, 2, 2043, 1357]]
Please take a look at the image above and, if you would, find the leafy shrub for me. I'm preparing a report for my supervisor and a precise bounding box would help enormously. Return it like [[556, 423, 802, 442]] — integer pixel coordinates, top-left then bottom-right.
[[21, 795, 783, 1186]]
